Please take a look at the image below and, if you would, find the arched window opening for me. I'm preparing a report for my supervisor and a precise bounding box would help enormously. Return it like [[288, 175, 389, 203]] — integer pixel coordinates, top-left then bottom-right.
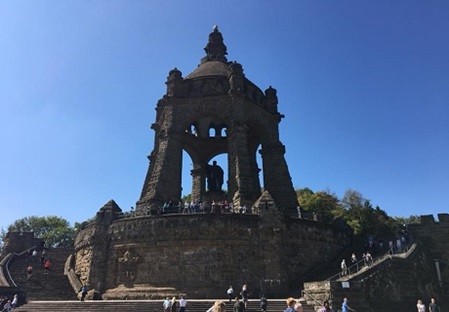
[[220, 127, 227, 137], [191, 123, 198, 137]]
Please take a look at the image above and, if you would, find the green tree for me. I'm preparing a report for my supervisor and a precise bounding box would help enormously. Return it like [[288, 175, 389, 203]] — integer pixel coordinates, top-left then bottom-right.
[[393, 215, 421, 225], [1, 216, 76, 248], [296, 188, 342, 221], [341, 189, 396, 238], [181, 194, 192, 204]]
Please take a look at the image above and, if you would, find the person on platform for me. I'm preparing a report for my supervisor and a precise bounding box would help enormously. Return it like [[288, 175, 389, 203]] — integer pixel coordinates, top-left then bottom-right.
[[44, 259, 51, 275], [26, 264, 33, 280], [2, 300, 12, 312], [417, 299, 426, 312], [227, 286, 234, 302], [428, 298, 440, 312], [240, 284, 249, 309], [341, 297, 355, 312], [208, 301, 226, 312], [284, 297, 296, 312], [79, 284, 88, 301], [260, 295, 268, 312], [294, 302, 303, 312], [341, 259, 348, 276], [318, 300, 333, 312], [171, 296, 178, 312], [163, 297, 171, 312], [179, 295, 187, 312], [233, 297, 245, 312], [11, 294, 18, 309]]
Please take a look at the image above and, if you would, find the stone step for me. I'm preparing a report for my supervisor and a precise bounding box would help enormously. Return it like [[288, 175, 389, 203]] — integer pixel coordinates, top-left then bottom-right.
[[8, 247, 76, 301], [14, 299, 315, 312]]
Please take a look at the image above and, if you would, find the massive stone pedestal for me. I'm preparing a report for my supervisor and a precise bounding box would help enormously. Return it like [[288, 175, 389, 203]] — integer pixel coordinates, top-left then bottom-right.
[[73, 196, 352, 299]]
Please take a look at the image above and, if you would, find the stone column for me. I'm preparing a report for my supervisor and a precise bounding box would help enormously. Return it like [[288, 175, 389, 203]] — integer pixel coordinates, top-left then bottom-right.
[[254, 191, 289, 296], [227, 122, 259, 208], [260, 142, 298, 212], [136, 133, 183, 213], [190, 166, 205, 202]]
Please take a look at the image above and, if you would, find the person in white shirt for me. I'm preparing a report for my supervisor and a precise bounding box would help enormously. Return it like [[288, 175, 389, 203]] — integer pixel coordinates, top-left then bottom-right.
[[179, 294, 187, 312], [227, 286, 234, 302]]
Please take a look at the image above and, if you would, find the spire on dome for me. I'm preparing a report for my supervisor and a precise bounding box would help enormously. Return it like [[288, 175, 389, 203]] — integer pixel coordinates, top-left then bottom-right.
[[203, 25, 228, 63]]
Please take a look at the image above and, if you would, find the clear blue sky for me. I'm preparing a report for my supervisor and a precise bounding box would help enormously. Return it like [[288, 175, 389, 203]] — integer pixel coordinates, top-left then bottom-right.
[[1, 1, 448, 231]]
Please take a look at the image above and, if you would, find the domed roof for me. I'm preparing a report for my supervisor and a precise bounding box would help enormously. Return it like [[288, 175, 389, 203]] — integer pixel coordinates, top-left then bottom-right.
[[185, 61, 230, 80], [184, 26, 230, 80]]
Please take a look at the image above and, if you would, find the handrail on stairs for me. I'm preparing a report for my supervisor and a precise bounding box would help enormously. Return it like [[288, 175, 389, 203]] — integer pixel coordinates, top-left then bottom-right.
[[301, 289, 323, 308], [325, 247, 394, 282], [0, 245, 39, 287], [325, 242, 416, 282]]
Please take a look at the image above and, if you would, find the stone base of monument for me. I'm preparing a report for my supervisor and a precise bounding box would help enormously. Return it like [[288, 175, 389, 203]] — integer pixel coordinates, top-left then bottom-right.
[[202, 190, 226, 204], [102, 284, 180, 300], [201, 191, 227, 213]]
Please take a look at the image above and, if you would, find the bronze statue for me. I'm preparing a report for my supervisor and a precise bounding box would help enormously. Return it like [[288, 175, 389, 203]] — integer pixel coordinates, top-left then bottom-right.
[[206, 161, 224, 191]]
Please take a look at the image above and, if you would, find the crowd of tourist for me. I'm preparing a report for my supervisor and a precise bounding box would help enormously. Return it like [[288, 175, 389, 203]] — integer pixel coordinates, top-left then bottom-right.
[[157, 199, 248, 215], [23, 248, 51, 281], [158, 286, 377, 312], [0, 281, 443, 312], [418, 298, 441, 312], [338, 229, 413, 278], [124, 200, 251, 218], [0, 294, 18, 312]]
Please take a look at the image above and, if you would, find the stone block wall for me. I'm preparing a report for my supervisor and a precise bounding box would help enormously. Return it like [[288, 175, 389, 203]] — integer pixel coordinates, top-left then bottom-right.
[[284, 218, 352, 287], [74, 226, 96, 284], [409, 213, 449, 289], [1, 232, 42, 256], [74, 210, 352, 299]]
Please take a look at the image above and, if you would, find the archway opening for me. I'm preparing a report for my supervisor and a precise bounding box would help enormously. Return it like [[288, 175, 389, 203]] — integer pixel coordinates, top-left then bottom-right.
[[181, 151, 228, 200]]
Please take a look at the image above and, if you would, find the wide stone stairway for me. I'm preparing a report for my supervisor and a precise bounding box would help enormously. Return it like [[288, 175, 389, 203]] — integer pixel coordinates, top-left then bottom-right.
[[14, 299, 314, 312], [7, 249, 317, 312], [9, 247, 77, 301]]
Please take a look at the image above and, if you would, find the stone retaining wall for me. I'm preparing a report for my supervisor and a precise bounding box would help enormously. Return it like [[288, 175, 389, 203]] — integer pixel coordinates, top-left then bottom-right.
[[74, 202, 352, 298]]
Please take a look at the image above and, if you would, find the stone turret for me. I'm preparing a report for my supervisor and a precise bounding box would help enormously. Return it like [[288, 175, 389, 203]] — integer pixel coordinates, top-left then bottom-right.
[[202, 25, 228, 63]]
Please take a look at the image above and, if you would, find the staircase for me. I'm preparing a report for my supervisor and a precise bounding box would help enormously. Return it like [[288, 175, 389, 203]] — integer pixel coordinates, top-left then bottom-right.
[[13, 299, 314, 312], [302, 244, 420, 311], [5, 247, 317, 312], [8, 247, 76, 301]]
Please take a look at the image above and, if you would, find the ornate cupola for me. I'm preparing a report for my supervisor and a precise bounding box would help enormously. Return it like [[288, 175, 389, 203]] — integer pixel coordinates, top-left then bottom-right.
[[202, 25, 228, 63], [136, 26, 298, 216]]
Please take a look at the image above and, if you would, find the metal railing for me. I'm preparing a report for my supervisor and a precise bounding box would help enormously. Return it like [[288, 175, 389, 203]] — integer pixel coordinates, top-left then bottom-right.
[[326, 248, 393, 282], [0, 245, 39, 287], [325, 243, 416, 282], [301, 289, 323, 307]]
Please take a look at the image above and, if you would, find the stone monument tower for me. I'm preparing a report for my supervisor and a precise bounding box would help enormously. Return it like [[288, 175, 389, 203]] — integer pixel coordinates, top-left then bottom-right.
[[135, 26, 298, 214], [72, 27, 353, 299]]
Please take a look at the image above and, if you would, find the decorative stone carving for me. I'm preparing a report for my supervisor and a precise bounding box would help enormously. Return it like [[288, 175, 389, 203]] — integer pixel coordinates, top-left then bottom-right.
[[118, 249, 141, 287]]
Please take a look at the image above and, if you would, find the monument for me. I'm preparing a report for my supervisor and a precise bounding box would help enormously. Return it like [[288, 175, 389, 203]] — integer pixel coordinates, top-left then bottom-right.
[[2, 27, 447, 310], [71, 27, 353, 299], [134, 25, 298, 214]]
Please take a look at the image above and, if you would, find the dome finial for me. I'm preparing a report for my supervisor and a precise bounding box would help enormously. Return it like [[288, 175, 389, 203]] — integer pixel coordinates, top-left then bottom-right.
[[203, 26, 228, 63]]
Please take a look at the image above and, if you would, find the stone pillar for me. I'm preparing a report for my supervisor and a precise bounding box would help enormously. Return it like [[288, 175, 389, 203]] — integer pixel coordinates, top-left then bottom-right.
[[260, 142, 298, 211], [228, 122, 259, 208], [79, 200, 121, 293], [190, 166, 205, 202], [136, 132, 183, 214], [166, 68, 184, 97], [264, 86, 278, 114], [254, 191, 289, 296]]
